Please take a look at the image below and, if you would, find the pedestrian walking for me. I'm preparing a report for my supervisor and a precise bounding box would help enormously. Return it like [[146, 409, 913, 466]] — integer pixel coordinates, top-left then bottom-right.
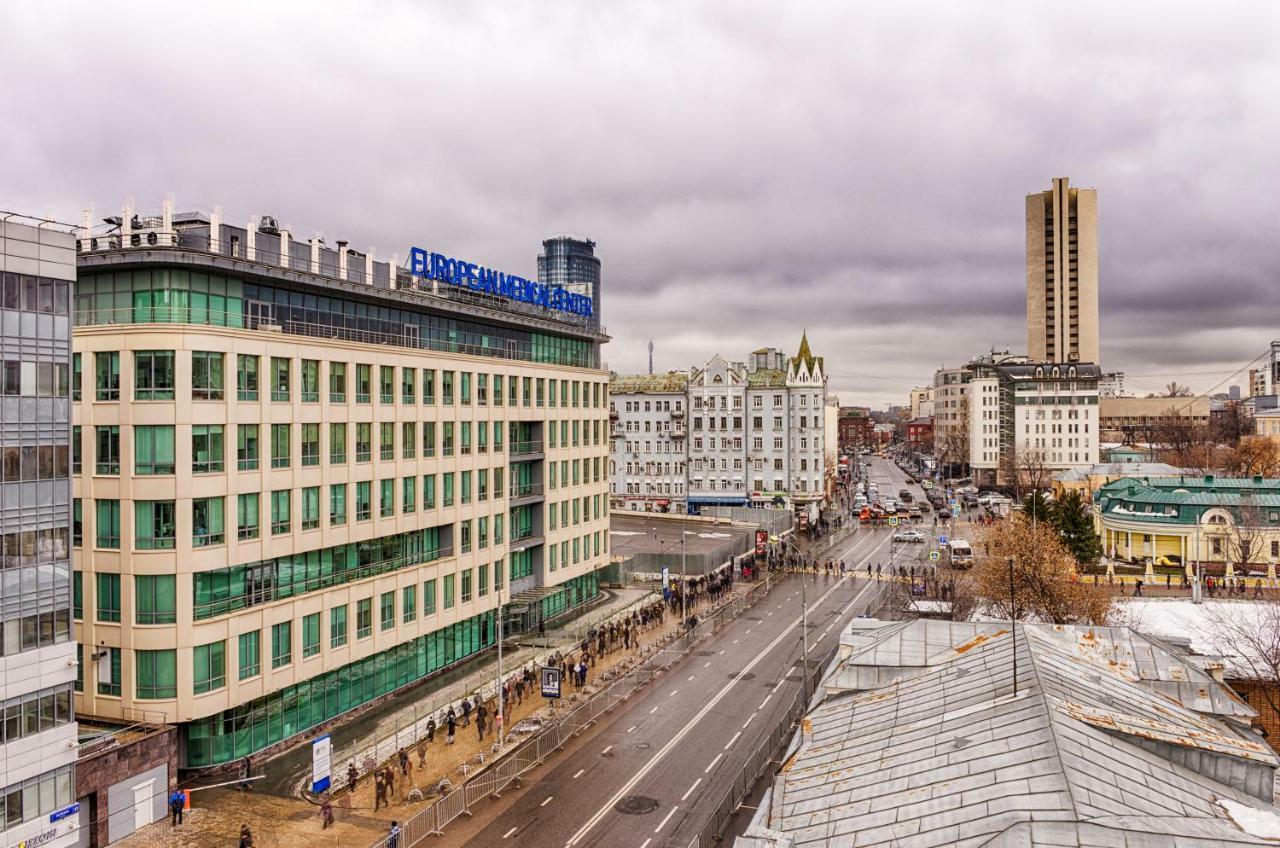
[[384, 765, 396, 799], [240, 756, 254, 791], [426, 716, 436, 743], [398, 747, 409, 777], [447, 710, 457, 744], [320, 796, 334, 829], [238, 824, 254, 848], [374, 772, 387, 810], [417, 739, 428, 769], [461, 697, 472, 727], [476, 702, 488, 741]]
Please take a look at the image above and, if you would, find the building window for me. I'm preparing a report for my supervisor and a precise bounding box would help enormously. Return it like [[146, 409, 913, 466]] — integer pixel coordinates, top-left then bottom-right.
[[95, 425, 120, 475], [380, 478, 395, 517], [135, 425, 176, 475], [402, 367, 417, 404], [301, 359, 320, 403], [271, 424, 291, 468], [330, 423, 347, 464], [380, 365, 395, 404], [301, 486, 320, 531], [403, 585, 417, 623], [356, 423, 372, 462], [330, 484, 347, 525], [95, 351, 120, 400], [134, 350, 176, 400], [356, 598, 372, 639], [424, 579, 437, 614], [356, 364, 372, 403], [301, 423, 320, 467], [237, 354, 259, 401], [237, 424, 259, 470], [192, 425, 225, 473], [97, 648, 122, 696], [271, 489, 291, 535], [134, 500, 177, 550], [271, 357, 291, 402], [193, 497, 225, 547], [380, 422, 395, 461], [191, 351, 225, 400], [423, 369, 436, 405], [302, 613, 321, 658], [96, 573, 122, 622], [96, 499, 121, 548], [239, 631, 261, 680], [136, 649, 178, 699], [271, 622, 292, 668], [330, 361, 347, 403], [237, 493, 260, 540], [356, 481, 372, 521], [193, 641, 226, 694], [380, 591, 395, 631], [329, 606, 348, 648]]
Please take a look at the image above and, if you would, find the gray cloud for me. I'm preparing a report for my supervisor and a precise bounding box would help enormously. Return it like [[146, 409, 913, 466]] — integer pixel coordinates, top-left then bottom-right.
[[3, 1, 1280, 406]]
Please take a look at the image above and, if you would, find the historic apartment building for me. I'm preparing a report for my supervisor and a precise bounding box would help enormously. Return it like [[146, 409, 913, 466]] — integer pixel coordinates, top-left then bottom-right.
[[612, 336, 828, 514], [1026, 176, 1099, 364], [607, 373, 687, 513], [70, 200, 610, 769], [0, 217, 80, 848]]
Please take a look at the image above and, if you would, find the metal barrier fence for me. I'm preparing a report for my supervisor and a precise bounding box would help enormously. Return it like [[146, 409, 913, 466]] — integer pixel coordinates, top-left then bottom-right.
[[365, 573, 778, 848], [330, 590, 664, 793]]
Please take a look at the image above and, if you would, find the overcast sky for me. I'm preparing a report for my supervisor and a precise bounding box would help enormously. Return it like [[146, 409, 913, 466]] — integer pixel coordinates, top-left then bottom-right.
[[3, 2, 1279, 406]]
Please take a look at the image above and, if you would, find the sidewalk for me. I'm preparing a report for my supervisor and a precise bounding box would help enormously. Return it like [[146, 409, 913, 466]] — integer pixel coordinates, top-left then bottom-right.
[[110, 586, 734, 848]]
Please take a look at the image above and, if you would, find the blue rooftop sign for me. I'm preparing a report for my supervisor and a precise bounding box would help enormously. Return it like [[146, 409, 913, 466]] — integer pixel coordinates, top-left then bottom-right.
[[407, 247, 593, 317]]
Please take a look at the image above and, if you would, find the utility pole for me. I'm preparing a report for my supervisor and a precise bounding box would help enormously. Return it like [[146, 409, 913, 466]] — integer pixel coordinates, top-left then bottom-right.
[[1007, 556, 1017, 697], [681, 530, 688, 628], [495, 581, 504, 745]]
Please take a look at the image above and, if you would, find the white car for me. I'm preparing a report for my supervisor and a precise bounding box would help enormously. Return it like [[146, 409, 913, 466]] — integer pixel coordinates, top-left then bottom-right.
[[892, 529, 926, 543]]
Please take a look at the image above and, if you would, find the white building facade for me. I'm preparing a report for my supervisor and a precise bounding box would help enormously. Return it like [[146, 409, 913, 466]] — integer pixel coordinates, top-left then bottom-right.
[[608, 374, 687, 513]]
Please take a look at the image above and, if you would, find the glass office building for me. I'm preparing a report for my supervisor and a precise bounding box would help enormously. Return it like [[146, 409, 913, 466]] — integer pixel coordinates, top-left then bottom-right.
[[72, 202, 610, 767]]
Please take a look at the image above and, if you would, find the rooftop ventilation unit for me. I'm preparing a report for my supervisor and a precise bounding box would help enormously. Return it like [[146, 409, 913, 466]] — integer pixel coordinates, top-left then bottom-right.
[[257, 216, 280, 235]]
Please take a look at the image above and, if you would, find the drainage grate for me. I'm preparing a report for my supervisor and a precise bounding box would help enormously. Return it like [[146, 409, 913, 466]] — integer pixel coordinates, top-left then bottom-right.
[[615, 796, 660, 815]]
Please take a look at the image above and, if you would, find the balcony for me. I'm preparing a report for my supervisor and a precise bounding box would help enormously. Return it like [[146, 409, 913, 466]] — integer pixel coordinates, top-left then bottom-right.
[[509, 482, 545, 505], [510, 440, 544, 459], [670, 408, 685, 419], [508, 529, 544, 552]]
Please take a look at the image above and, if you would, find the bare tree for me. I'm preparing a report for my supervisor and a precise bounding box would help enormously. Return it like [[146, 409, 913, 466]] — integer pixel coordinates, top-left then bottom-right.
[[998, 447, 1050, 501], [1212, 400, 1251, 447], [1165, 381, 1193, 397], [1223, 437, 1280, 478], [1154, 409, 1222, 471], [1222, 494, 1267, 575], [1204, 602, 1280, 730]]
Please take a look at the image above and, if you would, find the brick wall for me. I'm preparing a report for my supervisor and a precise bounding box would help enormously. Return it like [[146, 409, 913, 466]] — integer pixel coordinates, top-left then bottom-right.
[[75, 726, 179, 848], [1228, 678, 1280, 750]]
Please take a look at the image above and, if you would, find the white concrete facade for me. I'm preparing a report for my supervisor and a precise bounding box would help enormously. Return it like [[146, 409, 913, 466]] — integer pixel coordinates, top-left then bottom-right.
[[608, 378, 687, 513]]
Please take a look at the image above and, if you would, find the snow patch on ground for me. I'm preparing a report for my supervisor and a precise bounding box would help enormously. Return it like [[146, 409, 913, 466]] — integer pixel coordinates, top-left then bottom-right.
[[1220, 797, 1280, 839], [1116, 597, 1275, 679]]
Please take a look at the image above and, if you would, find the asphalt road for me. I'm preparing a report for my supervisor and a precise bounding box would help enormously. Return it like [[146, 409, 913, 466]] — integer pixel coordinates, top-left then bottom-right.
[[439, 526, 894, 848]]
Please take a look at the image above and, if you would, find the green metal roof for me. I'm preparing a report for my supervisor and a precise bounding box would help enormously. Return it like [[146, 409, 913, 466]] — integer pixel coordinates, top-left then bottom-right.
[[1098, 476, 1280, 525]]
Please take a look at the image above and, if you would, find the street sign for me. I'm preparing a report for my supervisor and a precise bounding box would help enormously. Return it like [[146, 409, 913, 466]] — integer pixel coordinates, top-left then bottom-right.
[[928, 550, 940, 562], [951, 504, 961, 517], [888, 516, 899, 526], [311, 733, 332, 794], [939, 535, 948, 544], [661, 566, 670, 589], [922, 481, 933, 490], [541, 665, 562, 699]]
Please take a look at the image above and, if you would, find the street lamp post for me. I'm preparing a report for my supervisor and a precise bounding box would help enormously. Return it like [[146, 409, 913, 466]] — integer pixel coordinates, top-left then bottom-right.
[[495, 580, 504, 747], [1008, 556, 1017, 697]]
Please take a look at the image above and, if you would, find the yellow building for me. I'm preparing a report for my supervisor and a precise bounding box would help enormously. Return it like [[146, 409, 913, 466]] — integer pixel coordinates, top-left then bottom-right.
[[72, 205, 610, 767]]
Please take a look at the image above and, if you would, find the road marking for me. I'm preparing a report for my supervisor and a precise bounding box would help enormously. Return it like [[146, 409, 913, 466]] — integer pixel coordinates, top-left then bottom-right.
[[564, 578, 873, 848], [639, 841, 651, 848], [725, 730, 742, 749], [743, 714, 755, 728], [654, 807, 679, 833], [745, 629, 752, 635], [541, 796, 555, 807], [732, 639, 739, 644], [772, 680, 783, 694], [719, 650, 725, 655], [626, 725, 638, 733], [705, 753, 723, 773], [573, 769, 585, 778], [681, 778, 702, 800], [767, 611, 773, 616], [759, 694, 771, 709], [503, 826, 518, 839], [649, 705, 659, 714], [670, 689, 678, 697], [704, 661, 711, 667], [688, 675, 695, 681], [601, 745, 612, 755]]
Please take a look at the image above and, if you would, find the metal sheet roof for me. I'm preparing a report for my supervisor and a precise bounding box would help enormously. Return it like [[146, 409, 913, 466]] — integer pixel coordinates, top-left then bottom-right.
[[739, 620, 1280, 847]]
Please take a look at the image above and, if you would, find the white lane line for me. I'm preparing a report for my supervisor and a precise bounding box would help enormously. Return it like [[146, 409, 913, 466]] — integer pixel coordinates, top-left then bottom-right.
[[639, 840, 652, 848], [573, 768, 585, 778], [626, 725, 638, 733], [654, 806, 679, 833], [705, 753, 724, 773], [725, 730, 742, 749], [564, 577, 866, 848], [541, 796, 555, 807], [502, 826, 518, 839], [670, 690, 679, 697], [743, 714, 755, 728], [767, 611, 773, 616], [601, 745, 613, 755], [759, 694, 771, 709], [649, 705, 659, 714], [772, 680, 783, 694], [745, 629, 752, 635], [732, 639, 739, 645], [688, 675, 695, 681], [704, 661, 711, 667], [719, 649, 726, 655], [681, 778, 702, 801]]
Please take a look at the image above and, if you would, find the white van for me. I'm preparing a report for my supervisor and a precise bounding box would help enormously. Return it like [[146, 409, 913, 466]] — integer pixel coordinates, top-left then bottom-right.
[[945, 539, 974, 568]]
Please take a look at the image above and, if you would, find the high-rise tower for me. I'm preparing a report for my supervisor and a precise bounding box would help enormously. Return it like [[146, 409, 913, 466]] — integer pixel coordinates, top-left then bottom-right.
[[537, 236, 600, 329], [1026, 177, 1098, 363]]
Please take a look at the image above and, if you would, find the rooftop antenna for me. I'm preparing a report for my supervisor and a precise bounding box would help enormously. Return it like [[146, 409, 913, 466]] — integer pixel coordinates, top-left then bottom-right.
[[648, 340, 654, 375]]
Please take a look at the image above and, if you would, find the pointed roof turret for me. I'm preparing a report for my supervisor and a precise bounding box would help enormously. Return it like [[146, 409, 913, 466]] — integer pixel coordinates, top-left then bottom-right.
[[790, 331, 823, 374]]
